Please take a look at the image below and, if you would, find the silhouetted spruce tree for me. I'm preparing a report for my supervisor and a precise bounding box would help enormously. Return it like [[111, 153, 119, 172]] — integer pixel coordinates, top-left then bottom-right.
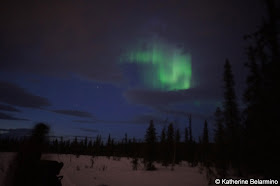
[[79, 138, 85, 155], [83, 137, 88, 154], [160, 127, 166, 143], [123, 133, 129, 156], [107, 134, 111, 146], [71, 136, 78, 155], [106, 134, 112, 157], [214, 107, 227, 176], [214, 107, 224, 145], [203, 120, 209, 144], [202, 120, 209, 166], [167, 123, 174, 165], [243, 0, 279, 178], [160, 127, 168, 166], [87, 140, 93, 155], [94, 135, 102, 155], [124, 133, 128, 144], [187, 114, 195, 166], [188, 115, 193, 143], [184, 126, 189, 162], [175, 128, 181, 163], [184, 127, 189, 144], [64, 139, 70, 154], [53, 138, 59, 153], [144, 120, 157, 170], [84, 137, 88, 147], [175, 129, 181, 143], [110, 138, 115, 156], [223, 59, 240, 168]]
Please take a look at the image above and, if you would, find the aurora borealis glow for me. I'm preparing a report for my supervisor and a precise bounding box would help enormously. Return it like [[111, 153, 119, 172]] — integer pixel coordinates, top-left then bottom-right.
[[0, 0, 264, 143], [121, 40, 192, 91]]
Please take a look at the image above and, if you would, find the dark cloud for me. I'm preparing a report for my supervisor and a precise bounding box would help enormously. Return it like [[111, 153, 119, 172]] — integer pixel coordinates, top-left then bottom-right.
[[158, 108, 214, 121], [80, 111, 209, 125], [0, 1, 138, 83], [123, 88, 220, 122], [0, 81, 51, 108], [73, 113, 167, 125], [73, 120, 97, 124], [52, 110, 94, 118], [0, 128, 32, 138], [0, 112, 28, 121], [74, 119, 131, 124], [132, 110, 213, 124], [123, 87, 222, 107], [0, 104, 20, 112]]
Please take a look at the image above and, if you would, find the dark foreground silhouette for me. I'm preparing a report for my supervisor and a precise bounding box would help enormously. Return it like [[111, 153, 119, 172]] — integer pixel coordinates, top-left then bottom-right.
[[5, 123, 64, 186]]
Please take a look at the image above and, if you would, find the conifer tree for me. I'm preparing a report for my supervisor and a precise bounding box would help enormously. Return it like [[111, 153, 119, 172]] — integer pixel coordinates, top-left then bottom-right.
[[84, 137, 88, 147], [124, 133, 128, 144], [188, 115, 193, 142], [184, 127, 189, 162], [223, 59, 239, 139], [107, 134, 111, 146], [59, 136, 64, 154], [106, 134, 112, 157], [175, 129, 181, 143], [144, 120, 157, 170], [184, 127, 189, 144], [167, 123, 174, 145], [202, 120, 209, 166], [187, 114, 195, 166], [167, 123, 174, 164], [202, 120, 209, 145], [160, 127, 168, 166], [175, 128, 181, 163], [214, 107, 227, 176], [243, 1, 279, 177], [160, 127, 166, 143], [145, 120, 157, 144], [214, 107, 224, 145], [222, 59, 240, 168]]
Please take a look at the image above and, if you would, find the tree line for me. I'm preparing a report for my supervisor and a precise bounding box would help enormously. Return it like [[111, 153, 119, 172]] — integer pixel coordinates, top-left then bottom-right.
[[0, 118, 209, 168]]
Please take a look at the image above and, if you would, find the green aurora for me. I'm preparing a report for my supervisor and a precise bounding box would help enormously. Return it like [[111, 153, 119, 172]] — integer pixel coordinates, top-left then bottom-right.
[[121, 41, 192, 91]]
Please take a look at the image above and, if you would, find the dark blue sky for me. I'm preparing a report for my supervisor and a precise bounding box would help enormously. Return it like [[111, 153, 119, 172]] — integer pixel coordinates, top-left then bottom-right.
[[0, 0, 266, 141]]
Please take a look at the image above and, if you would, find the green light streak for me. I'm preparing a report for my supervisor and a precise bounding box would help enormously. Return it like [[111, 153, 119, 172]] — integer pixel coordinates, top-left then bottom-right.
[[121, 40, 192, 91]]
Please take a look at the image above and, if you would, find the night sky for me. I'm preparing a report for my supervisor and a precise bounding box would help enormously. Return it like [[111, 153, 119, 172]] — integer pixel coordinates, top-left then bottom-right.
[[0, 1, 266, 141]]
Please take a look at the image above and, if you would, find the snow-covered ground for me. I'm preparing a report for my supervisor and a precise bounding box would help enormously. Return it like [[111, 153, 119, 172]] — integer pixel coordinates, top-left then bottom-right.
[[0, 152, 209, 186]]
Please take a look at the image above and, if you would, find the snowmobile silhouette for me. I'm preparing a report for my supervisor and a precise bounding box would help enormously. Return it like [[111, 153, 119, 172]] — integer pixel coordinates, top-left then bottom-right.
[[37, 160, 64, 186], [10, 123, 64, 186]]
